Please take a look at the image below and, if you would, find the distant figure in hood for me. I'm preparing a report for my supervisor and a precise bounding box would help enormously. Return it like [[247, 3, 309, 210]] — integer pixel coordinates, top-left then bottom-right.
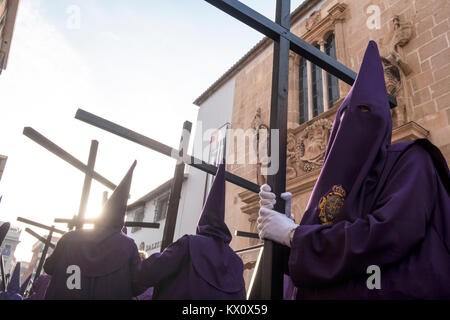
[[137, 161, 246, 300], [0, 262, 23, 300], [43, 161, 145, 300], [258, 41, 450, 299], [26, 274, 51, 300]]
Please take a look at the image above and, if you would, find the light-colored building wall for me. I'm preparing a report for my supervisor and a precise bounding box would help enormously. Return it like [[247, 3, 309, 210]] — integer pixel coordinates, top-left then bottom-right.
[[174, 76, 236, 240], [25, 236, 59, 280], [0, 0, 20, 73], [0, 155, 7, 182], [0, 222, 21, 274]]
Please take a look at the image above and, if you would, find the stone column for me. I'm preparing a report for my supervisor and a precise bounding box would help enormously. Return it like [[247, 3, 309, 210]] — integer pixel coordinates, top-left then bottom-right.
[[333, 18, 350, 98], [306, 60, 313, 121], [288, 52, 300, 128], [319, 40, 330, 111]]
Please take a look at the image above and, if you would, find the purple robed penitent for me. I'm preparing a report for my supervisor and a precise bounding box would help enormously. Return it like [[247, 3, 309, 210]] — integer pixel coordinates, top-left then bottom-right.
[[288, 41, 450, 299], [44, 161, 145, 300], [0, 262, 23, 300], [27, 274, 51, 300], [138, 161, 246, 300]]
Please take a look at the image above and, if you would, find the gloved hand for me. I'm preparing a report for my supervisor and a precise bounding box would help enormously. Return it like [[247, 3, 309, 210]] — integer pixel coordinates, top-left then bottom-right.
[[259, 184, 276, 209], [257, 185, 298, 247]]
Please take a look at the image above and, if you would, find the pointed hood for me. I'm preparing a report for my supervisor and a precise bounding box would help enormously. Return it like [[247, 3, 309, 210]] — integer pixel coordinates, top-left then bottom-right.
[[0, 222, 10, 247], [302, 41, 392, 226], [97, 161, 137, 230], [187, 160, 245, 295], [20, 274, 31, 296], [196, 161, 232, 243]]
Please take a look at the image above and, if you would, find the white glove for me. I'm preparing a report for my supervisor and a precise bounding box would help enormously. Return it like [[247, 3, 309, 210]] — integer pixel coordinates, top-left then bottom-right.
[[259, 184, 276, 209], [257, 185, 298, 247]]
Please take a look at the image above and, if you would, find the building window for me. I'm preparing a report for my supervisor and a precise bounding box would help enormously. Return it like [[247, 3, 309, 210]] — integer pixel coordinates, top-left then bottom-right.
[[311, 44, 324, 117], [1, 244, 11, 256], [132, 207, 145, 233], [154, 194, 169, 222], [299, 33, 340, 124], [325, 34, 340, 108]]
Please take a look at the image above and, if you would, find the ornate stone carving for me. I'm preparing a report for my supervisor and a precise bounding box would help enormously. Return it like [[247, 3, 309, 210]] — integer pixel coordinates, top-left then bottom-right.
[[287, 132, 300, 180], [305, 10, 321, 31], [298, 119, 333, 173], [382, 56, 402, 96], [392, 15, 413, 50], [381, 15, 413, 88]]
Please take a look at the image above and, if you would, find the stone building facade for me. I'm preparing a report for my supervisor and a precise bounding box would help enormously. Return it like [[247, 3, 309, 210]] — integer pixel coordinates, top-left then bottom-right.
[[0, 0, 19, 74], [194, 0, 449, 288]]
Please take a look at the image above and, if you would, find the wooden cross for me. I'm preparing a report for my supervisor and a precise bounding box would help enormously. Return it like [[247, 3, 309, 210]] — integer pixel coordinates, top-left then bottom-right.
[[24, 228, 56, 250], [0, 254, 6, 291], [23, 127, 117, 230], [161, 121, 192, 252], [16, 217, 63, 281]]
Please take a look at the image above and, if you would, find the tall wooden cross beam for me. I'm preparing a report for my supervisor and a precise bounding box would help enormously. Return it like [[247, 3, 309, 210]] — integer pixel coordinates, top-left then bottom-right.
[[75, 109, 260, 193], [16, 217, 63, 281], [34, 226, 55, 280], [24, 228, 56, 250], [161, 121, 192, 252], [0, 254, 6, 291], [23, 127, 117, 230], [53, 218, 160, 230]]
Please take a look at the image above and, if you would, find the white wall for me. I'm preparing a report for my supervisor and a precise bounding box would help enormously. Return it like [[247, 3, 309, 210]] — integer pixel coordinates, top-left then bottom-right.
[[125, 195, 167, 256], [173, 76, 236, 240]]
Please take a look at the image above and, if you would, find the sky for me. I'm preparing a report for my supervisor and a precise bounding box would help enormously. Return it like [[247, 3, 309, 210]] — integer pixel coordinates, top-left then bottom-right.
[[0, 0, 305, 262]]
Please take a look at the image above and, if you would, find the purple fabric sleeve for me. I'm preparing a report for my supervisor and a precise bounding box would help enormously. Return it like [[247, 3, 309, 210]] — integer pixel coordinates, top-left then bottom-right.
[[43, 235, 67, 275], [289, 146, 437, 287], [137, 235, 188, 287], [130, 247, 146, 297]]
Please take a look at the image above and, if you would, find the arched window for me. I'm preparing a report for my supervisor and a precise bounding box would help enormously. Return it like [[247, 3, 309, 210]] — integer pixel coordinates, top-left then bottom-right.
[[325, 33, 339, 108], [299, 33, 340, 124]]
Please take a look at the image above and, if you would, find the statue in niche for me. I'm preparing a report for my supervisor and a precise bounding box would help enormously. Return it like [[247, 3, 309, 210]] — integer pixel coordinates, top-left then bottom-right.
[[251, 108, 269, 186]]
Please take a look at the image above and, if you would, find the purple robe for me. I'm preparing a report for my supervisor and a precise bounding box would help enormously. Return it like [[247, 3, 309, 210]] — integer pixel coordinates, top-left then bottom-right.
[[43, 228, 144, 300], [0, 262, 23, 300], [133, 286, 154, 300], [27, 274, 51, 300], [288, 41, 450, 299], [138, 162, 246, 300]]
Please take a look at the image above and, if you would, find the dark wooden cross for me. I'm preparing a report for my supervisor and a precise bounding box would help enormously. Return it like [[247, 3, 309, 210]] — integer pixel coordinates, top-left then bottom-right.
[[161, 121, 192, 252], [23, 127, 116, 230], [23, 127, 163, 232], [0, 254, 6, 291], [16, 217, 64, 281]]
